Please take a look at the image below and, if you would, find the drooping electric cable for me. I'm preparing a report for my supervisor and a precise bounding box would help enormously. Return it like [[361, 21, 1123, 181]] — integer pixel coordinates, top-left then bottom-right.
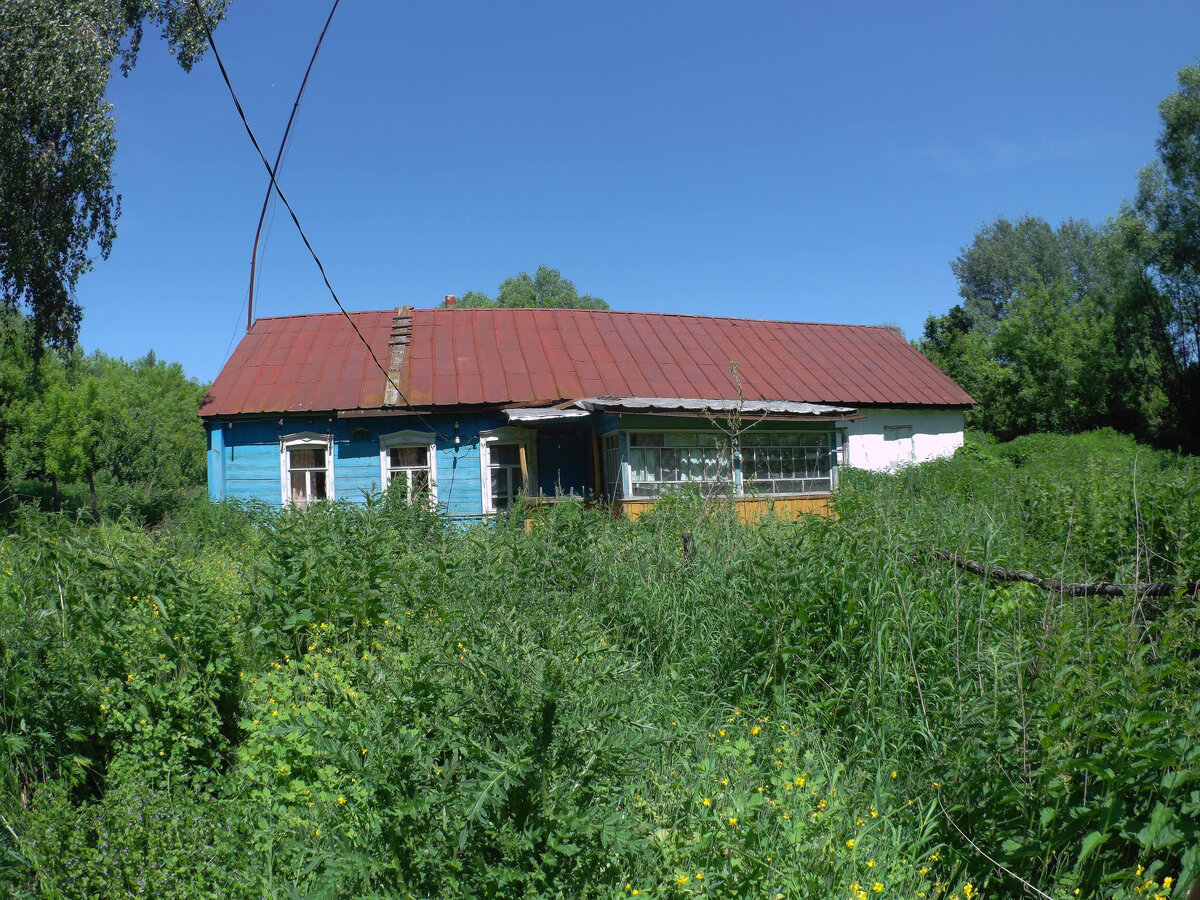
[[246, 0, 340, 332], [189, 0, 455, 444]]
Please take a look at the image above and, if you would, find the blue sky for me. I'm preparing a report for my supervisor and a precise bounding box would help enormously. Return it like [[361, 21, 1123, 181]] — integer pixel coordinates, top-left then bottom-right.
[[78, 1, 1200, 382]]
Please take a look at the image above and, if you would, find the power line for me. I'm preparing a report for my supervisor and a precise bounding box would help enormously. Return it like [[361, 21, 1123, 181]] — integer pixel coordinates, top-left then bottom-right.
[[190, 0, 454, 444], [247, 0, 340, 332]]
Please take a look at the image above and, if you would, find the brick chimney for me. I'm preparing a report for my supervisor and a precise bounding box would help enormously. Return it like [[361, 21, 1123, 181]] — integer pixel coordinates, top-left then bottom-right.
[[383, 305, 413, 407], [444, 294, 457, 308]]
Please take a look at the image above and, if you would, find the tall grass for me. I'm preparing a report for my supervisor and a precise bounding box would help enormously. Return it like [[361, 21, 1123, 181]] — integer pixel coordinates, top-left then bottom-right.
[[0, 430, 1196, 898]]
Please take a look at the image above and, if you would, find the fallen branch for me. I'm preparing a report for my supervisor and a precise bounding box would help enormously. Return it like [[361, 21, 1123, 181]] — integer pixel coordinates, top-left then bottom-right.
[[927, 549, 1200, 598]]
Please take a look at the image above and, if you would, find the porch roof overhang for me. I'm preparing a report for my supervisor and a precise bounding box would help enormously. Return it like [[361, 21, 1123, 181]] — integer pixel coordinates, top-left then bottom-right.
[[573, 396, 861, 420], [503, 407, 593, 424]]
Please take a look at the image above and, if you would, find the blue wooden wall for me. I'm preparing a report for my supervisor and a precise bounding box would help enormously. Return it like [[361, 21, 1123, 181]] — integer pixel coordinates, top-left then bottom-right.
[[205, 413, 595, 518]]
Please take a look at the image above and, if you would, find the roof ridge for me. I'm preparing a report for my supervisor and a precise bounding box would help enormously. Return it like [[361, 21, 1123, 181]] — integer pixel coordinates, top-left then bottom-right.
[[252, 310, 386, 323], [251, 306, 904, 333], [414, 306, 900, 331]]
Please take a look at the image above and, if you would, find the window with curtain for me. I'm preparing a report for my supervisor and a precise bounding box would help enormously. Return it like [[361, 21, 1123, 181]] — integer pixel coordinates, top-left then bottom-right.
[[385, 444, 432, 503]]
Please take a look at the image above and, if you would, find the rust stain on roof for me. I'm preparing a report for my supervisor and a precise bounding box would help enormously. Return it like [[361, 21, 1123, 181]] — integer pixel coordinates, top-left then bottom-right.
[[199, 308, 973, 417]]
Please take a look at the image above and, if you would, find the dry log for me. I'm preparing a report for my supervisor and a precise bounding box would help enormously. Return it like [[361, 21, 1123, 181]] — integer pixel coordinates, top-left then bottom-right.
[[928, 548, 1200, 598]]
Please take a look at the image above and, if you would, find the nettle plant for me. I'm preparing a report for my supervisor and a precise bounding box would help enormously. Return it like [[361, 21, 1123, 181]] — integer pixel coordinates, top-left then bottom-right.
[[228, 596, 652, 897]]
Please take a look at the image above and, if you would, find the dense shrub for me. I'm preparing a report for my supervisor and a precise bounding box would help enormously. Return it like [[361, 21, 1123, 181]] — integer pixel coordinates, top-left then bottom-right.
[[1, 432, 1197, 897]]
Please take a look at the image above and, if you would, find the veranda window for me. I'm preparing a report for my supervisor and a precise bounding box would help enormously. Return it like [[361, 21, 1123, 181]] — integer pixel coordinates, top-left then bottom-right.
[[622, 430, 835, 499], [627, 432, 732, 498], [740, 432, 833, 494]]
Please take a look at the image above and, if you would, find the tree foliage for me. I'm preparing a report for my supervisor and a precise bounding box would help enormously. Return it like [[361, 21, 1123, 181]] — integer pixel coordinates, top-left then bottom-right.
[[923, 63, 1200, 452], [449, 266, 610, 310], [2, 346, 209, 516], [1117, 62, 1200, 447], [922, 217, 1165, 441], [0, 0, 228, 350]]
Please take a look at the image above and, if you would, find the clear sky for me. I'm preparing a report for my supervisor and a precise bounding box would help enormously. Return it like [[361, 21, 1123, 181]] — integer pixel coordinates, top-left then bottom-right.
[[77, 0, 1200, 382]]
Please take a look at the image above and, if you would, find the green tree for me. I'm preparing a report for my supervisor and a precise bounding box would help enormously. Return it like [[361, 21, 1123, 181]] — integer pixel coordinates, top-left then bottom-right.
[[5, 355, 105, 517], [0, 312, 36, 483], [950, 215, 1117, 334], [448, 266, 610, 310], [922, 218, 1165, 441], [83, 350, 209, 491], [1120, 61, 1200, 450], [3, 348, 208, 516], [0, 0, 229, 350]]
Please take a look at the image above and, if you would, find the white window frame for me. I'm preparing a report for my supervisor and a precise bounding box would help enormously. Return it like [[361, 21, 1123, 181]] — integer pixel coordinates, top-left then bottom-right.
[[379, 430, 438, 504], [280, 432, 334, 508], [479, 426, 537, 514]]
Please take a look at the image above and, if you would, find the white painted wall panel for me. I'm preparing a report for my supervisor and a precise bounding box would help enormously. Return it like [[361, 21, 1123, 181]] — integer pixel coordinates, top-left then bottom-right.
[[842, 408, 965, 472]]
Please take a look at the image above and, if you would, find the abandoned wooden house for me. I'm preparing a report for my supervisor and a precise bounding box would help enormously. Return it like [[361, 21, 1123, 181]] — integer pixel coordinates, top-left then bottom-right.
[[198, 306, 973, 520]]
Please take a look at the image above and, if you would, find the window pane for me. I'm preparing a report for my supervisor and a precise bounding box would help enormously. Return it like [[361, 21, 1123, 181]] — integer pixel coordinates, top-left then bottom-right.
[[290, 471, 307, 502], [390, 445, 427, 468], [629, 433, 664, 447], [665, 433, 699, 448], [491, 468, 508, 497], [491, 443, 520, 465], [312, 471, 327, 500], [290, 447, 324, 469], [412, 470, 430, 492]]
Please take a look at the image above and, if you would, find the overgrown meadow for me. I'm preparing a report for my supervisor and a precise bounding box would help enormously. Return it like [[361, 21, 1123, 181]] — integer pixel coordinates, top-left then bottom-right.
[[1, 431, 1197, 899]]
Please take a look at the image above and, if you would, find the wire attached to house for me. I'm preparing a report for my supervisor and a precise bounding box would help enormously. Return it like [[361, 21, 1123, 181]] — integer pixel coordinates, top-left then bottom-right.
[[189, 0, 456, 445]]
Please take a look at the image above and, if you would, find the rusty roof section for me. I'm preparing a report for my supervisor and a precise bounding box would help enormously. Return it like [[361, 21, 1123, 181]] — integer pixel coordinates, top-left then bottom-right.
[[199, 307, 973, 417], [199, 310, 393, 417]]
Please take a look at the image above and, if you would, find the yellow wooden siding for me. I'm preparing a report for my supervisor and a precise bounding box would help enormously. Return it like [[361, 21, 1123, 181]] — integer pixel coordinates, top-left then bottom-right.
[[612, 494, 832, 522]]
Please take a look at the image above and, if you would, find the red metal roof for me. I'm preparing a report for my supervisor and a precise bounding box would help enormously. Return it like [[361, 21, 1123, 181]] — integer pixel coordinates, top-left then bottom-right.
[[199, 308, 973, 417]]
